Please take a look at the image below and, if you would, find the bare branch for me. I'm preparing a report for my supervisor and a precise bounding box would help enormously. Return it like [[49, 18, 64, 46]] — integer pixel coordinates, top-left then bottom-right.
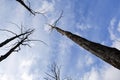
[[47, 11, 63, 32], [0, 27, 34, 62], [16, 0, 45, 16], [21, 43, 32, 48], [0, 33, 29, 62], [0, 29, 33, 47], [44, 63, 61, 80], [0, 29, 17, 35], [44, 62, 73, 80], [53, 10, 63, 26], [44, 77, 52, 80], [45, 72, 56, 79], [7, 22, 21, 30], [0, 23, 48, 62]]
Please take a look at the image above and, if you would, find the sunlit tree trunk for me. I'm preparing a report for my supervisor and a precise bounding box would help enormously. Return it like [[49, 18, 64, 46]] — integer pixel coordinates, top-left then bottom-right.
[[52, 26, 120, 70]]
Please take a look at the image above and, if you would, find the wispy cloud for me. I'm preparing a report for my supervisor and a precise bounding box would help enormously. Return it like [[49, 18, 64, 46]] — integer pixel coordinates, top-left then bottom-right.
[[117, 21, 120, 32], [102, 66, 120, 80], [108, 17, 120, 49], [57, 37, 73, 66], [82, 67, 100, 80], [76, 53, 95, 72], [36, 0, 55, 13], [81, 65, 120, 80], [76, 23, 92, 31]]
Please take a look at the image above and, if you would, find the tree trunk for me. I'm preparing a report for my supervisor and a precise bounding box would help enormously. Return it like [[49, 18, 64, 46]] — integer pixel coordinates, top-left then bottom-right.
[[53, 26, 120, 70]]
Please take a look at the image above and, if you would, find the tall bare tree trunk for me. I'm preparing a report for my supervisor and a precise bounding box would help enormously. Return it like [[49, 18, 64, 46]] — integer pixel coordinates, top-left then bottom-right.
[[52, 26, 120, 70]]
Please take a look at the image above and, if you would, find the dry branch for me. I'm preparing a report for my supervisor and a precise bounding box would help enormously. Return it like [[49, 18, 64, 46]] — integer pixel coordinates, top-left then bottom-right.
[[44, 63, 73, 80], [0, 29, 33, 47], [16, 0, 45, 16], [0, 28, 34, 62], [45, 63, 61, 80]]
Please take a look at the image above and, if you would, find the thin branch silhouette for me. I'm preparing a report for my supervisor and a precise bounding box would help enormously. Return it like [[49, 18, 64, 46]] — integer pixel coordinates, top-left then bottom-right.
[[0, 28, 34, 62], [16, 0, 45, 16], [0, 25, 47, 62], [44, 63, 73, 80]]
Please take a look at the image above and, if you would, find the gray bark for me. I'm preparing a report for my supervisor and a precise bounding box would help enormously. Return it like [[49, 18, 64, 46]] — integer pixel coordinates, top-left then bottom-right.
[[53, 26, 120, 70]]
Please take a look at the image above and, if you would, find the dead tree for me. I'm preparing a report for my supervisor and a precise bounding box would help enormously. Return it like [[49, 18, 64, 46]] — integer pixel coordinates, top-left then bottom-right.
[[0, 29, 32, 47], [44, 63, 72, 80], [0, 28, 34, 62], [44, 63, 61, 80], [50, 25, 120, 70]]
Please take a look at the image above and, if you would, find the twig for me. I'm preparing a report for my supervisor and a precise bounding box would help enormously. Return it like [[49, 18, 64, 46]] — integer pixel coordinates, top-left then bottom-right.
[[53, 10, 63, 26], [25, 39, 48, 46], [48, 11, 63, 32], [0, 34, 29, 62], [0, 29, 17, 35]]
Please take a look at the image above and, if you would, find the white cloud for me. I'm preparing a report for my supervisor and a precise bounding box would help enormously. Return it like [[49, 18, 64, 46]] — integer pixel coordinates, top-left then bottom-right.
[[102, 66, 120, 80], [44, 24, 52, 32], [21, 72, 33, 80], [85, 55, 94, 66], [77, 57, 85, 69], [111, 40, 120, 50], [19, 59, 35, 80], [19, 59, 33, 73], [108, 18, 117, 41], [108, 17, 120, 50], [117, 21, 120, 32], [0, 74, 14, 80], [76, 54, 94, 70], [108, 29, 116, 41], [110, 18, 116, 28], [81, 64, 120, 80], [82, 67, 100, 80], [57, 37, 73, 66], [76, 23, 91, 31], [36, 0, 55, 13]]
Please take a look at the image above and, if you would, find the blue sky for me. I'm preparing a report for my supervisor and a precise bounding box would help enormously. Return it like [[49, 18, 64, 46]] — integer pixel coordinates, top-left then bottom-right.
[[0, 0, 120, 80]]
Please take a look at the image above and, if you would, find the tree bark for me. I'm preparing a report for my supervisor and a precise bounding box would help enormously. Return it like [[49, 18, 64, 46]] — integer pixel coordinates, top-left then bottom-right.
[[53, 26, 120, 70]]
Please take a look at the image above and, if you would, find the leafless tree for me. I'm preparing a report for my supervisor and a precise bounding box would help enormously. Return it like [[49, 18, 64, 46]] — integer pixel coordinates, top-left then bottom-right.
[[44, 63, 61, 80], [47, 11, 120, 70], [0, 26, 36, 62], [44, 63, 73, 80], [49, 25, 120, 70]]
